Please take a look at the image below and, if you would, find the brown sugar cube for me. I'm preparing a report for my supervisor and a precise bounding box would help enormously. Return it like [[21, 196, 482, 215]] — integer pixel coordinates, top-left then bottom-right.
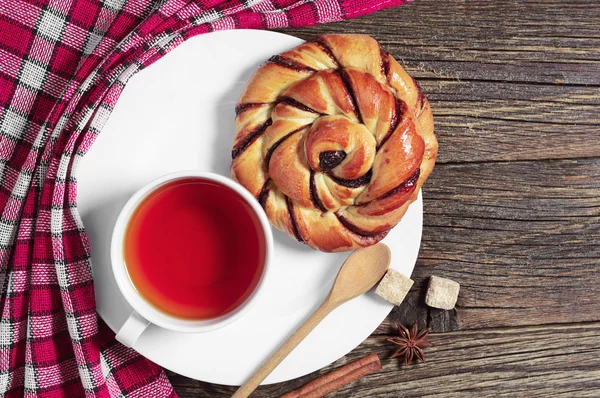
[[374, 269, 414, 306], [425, 276, 460, 310]]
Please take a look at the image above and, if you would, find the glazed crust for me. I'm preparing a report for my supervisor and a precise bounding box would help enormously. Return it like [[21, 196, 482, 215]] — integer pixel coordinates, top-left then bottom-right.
[[231, 34, 438, 252]]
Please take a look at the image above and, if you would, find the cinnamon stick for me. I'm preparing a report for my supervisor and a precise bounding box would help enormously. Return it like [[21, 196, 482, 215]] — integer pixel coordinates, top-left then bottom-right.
[[281, 354, 382, 398]]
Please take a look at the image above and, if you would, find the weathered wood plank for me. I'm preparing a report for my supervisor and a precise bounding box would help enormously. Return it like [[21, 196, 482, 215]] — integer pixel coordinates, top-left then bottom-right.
[[422, 81, 600, 163], [284, 0, 600, 85], [169, 322, 600, 397], [280, 0, 600, 163], [375, 158, 600, 332]]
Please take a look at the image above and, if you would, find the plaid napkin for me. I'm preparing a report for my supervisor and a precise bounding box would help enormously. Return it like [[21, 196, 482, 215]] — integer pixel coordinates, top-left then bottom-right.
[[0, 0, 407, 396]]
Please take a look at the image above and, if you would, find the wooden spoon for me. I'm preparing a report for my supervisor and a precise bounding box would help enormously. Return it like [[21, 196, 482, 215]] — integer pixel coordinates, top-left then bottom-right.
[[232, 243, 391, 398]]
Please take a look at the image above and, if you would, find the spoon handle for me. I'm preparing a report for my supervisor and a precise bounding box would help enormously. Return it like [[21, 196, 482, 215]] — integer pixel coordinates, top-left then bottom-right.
[[232, 299, 337, 398]]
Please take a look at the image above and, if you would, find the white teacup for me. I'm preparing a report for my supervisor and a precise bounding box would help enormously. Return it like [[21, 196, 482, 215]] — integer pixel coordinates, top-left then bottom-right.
[[111, 171, 273, 347]]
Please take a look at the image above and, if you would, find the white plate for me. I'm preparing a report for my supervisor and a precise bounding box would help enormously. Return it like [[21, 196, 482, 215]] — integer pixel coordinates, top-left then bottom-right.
[[76, 29, 422, 386]]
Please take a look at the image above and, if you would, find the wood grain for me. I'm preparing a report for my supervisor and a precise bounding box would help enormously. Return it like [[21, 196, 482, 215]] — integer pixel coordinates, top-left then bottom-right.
[[170, 0, 600, 395], [283, 0, 600, 164], [169, 322, 600, 397], [377, 158, 600, 332]]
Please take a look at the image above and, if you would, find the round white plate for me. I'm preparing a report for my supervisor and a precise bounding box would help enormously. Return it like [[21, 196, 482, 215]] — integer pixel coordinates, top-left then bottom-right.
[[76, 29, 422, 385]]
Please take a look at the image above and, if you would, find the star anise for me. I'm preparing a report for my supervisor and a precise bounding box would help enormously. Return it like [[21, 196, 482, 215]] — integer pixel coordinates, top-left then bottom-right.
[[387, 321, 432, 366]]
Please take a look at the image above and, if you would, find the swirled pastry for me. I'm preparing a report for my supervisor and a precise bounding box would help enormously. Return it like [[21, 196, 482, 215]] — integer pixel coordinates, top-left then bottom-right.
[[231, 34, 437, 252]]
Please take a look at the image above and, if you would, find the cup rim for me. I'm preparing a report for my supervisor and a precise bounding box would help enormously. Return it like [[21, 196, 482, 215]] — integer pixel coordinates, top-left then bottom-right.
[[110, 170, 273, 333]]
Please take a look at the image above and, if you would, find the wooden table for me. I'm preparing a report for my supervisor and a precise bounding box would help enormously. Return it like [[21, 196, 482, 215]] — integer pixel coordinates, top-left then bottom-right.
[[168, 0, 600, 395]]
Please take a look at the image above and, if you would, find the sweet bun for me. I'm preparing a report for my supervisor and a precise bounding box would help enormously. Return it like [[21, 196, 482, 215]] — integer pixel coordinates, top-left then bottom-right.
[[231, 34, 437, 252]]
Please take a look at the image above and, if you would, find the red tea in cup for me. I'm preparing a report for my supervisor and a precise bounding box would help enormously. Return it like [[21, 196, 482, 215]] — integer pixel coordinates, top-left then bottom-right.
[[123, 177, 266, 320]]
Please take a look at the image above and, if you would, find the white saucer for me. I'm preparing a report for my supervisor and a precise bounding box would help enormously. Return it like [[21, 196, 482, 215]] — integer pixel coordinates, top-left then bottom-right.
[[76, 30, 422, 386]]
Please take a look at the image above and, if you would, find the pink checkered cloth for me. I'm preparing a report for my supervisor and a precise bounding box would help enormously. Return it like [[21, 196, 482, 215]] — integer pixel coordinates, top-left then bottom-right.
[[0, 0, 408, 396]]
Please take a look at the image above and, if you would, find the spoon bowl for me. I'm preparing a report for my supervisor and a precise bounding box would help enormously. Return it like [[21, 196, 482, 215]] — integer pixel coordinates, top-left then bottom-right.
[[327, 243, 392, 306]]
